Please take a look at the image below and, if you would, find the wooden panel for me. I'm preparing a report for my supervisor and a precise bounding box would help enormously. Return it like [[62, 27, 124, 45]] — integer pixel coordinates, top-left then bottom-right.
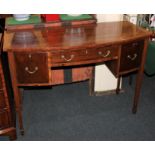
[[51, 66, 93, 85], [72, 66, 93, 82], [0, 76, 2, 89], [119, 40, 144, 73], [105, 45, 121, 77], [105, 60, 119, 77], [0, 110, 10, 130], [14, 52, 49, 84], [0, 91, 6, 109]]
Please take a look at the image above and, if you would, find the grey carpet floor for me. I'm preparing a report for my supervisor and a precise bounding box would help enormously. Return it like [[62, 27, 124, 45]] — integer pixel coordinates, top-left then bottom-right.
[[1, 74, 155, 140]]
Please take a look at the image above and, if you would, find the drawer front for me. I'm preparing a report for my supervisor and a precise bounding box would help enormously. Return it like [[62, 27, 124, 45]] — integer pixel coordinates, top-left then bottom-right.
[[0, 91, 6, 109], [14, 53, 49, 84], [51, 49, 88, 65], [0, 110, 10, 130], [94, 45, 118, 60], [120, 40, 144, 73], [51, 45, 119, 66]]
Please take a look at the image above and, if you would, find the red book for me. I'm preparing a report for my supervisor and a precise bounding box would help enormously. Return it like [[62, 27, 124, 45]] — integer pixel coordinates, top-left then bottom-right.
[[41, 14, 60, 22]]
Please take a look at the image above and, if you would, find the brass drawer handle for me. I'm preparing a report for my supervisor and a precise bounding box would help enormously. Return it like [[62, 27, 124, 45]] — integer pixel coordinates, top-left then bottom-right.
[[25, 66, 38, 74], [98, 50, 111, 58], [61, 55, 74, 62], [127, 53, 137, 61]]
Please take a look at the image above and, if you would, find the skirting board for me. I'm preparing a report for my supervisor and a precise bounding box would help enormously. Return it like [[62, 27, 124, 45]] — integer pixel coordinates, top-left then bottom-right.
[[93, 89, 124, 96]]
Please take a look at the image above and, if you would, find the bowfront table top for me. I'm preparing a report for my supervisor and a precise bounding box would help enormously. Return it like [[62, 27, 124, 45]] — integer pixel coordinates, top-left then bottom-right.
[[3, 21, 151, 52]]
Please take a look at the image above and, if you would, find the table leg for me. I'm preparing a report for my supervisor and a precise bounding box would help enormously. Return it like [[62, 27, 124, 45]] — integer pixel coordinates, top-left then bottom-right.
[[8, 128, 17, 140], [116, 76, 121, 94], [8, 53, 24, 135], [132, 38, 149, 113]]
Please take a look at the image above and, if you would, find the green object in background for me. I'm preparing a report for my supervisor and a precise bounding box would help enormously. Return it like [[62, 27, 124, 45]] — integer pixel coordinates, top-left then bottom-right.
[[141, 21, 149, 28], [145, 41, 155, 75], [60, 14, 92, 21], [6, 15, 42, 25]]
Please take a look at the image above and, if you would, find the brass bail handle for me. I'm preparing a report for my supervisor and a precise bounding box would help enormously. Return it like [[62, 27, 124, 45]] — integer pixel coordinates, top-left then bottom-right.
[[98, 50, 111, 58], [127, 53, 137, 61], [25, 66, 38, 74], [61, 55, 74, 62]]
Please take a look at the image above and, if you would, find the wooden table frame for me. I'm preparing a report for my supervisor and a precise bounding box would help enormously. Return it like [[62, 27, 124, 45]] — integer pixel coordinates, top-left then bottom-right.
[[3, 21, 151, 135]]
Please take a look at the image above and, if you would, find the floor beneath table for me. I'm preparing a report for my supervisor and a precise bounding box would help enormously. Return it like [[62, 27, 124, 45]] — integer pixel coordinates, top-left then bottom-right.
[[1, 74, 155, 141]]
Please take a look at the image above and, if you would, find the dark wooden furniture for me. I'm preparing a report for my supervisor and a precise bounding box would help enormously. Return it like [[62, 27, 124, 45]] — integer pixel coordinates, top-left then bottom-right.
[[0, 34, 16, 140], [3, 21, 151, 135], [5, 14, 96, 31]]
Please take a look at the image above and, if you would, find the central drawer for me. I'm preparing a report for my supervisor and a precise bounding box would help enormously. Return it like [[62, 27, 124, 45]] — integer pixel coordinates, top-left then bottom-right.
[[51, 45, 119, 67]]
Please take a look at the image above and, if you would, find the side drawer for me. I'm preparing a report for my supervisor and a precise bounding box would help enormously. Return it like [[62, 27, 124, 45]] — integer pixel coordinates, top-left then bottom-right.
[[51, 45, 119, 67], [0, 110, 10, 130], [119, 40, 144, 73], [0, 91, 6, 109], [14, 52, 49, 84]]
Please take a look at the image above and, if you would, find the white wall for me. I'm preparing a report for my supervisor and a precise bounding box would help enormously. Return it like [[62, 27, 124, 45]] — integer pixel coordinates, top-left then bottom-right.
[[95, 14, 123, 92], [97, 14, 123, 22]]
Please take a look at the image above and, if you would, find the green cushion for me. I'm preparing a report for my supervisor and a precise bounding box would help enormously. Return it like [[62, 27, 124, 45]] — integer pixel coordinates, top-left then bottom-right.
[[60, 14, 92, 21], [145, 41, 155, 75], [6, 15, 41, 25]]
